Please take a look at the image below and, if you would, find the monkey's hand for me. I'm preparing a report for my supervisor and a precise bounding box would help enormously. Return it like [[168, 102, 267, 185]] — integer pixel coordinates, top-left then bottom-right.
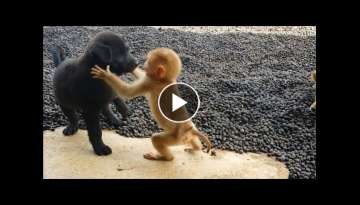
[[91, 65, 114, 80]]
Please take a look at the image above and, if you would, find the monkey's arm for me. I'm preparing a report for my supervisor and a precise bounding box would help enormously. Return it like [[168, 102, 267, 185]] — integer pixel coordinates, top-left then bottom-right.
[[91, 65, 148, 99], [109, 77, 147, 99], [132, 67, 146, 79]]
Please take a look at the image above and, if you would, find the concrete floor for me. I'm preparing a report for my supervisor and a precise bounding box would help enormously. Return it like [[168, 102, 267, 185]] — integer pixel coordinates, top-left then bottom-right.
[[43, 128, 289, 179]]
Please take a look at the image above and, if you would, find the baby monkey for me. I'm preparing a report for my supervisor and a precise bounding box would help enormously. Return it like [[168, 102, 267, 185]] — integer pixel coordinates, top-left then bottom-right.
[[91, 48, 212, 161]]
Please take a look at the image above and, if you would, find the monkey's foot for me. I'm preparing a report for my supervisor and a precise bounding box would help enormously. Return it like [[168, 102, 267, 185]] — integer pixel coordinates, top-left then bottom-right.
[[143, 153, 174, 161]]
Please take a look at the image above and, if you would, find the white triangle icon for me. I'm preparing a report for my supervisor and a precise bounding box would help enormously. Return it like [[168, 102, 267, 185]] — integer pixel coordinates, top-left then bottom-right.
[[172, 93, 187, 112]]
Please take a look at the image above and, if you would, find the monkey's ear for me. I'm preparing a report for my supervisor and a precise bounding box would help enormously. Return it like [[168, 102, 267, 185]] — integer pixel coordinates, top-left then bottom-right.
[[156, 65, 166, 79], [90, 43, 113, 64]]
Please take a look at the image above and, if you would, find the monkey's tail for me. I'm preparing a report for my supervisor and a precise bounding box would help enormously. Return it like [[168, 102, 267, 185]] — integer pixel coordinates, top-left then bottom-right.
[[50, 45, 66, 67], [192, 129, 212, 153]]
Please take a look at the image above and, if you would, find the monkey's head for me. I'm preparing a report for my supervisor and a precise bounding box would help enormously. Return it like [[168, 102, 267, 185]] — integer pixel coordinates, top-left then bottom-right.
[[144, 48, 182, 81], [87, 31, 138, 75]]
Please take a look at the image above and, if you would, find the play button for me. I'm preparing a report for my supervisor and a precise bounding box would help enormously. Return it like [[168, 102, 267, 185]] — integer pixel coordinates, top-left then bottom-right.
[[158, 82, 200, 123], [172, 94, 187, 112]]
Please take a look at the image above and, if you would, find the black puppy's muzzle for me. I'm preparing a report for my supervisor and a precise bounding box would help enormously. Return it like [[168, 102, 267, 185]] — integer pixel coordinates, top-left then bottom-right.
[[128, 61, 139, 72]]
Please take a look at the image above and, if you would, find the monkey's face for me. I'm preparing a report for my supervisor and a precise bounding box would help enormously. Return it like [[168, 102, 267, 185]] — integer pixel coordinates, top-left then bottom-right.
[[144, 56, 166, 80]]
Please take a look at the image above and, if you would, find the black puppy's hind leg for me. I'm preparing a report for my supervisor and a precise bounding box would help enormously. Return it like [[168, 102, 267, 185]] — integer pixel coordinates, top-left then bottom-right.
[[102, 105, 121, 127], [84, 111, 112, 156], [113, 97, 129, 119], [60, 105, 79, 136]]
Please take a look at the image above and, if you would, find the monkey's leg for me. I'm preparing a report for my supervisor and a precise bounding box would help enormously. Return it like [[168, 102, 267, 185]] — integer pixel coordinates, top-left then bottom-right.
[[144, 132, 178, 161], [60, 105, 79, 136], [113, 97, 129, 119], [184, 137, 202, 153], [83, 110, 112, 156], [102, 105, 121, 127]]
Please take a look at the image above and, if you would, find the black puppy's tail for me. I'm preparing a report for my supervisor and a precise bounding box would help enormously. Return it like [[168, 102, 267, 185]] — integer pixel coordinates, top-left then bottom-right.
[[50, 45, 66, 67]]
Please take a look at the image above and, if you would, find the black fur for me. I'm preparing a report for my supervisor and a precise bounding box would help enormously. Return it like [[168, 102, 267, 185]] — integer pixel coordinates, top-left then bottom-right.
[[51, 45, 65, 67], [52, 31, 138, 155]]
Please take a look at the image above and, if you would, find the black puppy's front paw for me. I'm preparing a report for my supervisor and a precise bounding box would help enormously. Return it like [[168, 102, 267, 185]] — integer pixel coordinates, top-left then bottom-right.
[[63, 125, 78, 136], [94, 145, 112, 156]]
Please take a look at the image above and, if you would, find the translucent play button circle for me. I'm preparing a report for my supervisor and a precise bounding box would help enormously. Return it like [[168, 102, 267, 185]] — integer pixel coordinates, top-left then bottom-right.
[[158, 82, 200, 123]]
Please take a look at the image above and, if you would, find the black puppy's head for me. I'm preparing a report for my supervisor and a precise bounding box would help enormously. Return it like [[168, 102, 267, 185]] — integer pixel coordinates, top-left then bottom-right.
[[87, 31, 138, 75]]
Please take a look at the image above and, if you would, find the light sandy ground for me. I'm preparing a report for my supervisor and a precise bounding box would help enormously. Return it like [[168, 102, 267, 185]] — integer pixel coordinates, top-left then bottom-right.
[[43, 128, 289, 179]]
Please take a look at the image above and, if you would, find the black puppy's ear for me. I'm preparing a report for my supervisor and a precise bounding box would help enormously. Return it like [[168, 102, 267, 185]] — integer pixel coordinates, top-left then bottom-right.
[[90, 43, 113, 64]]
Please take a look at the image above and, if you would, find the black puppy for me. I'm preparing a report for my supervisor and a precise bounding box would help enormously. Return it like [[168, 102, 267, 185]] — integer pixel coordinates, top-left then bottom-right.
[[51, 31, 138, 156]]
